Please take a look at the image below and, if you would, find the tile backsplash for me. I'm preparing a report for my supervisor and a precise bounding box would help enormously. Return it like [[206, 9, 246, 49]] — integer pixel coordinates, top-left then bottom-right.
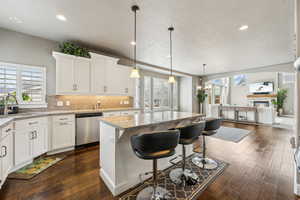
[[46, 95, 134, 110]]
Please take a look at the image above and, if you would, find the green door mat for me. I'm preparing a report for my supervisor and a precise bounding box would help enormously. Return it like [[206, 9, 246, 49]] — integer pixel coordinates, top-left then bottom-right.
[[8, 156, 66, 180]]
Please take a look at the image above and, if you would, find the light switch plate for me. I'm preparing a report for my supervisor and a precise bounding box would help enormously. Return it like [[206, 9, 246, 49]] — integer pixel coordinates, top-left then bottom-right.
[[57, 101, 63, 106]]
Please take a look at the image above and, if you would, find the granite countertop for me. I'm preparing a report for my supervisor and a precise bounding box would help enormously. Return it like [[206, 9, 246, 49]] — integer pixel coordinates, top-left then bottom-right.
[[99, 111, 204, 129], [0, 107, 141, 128]]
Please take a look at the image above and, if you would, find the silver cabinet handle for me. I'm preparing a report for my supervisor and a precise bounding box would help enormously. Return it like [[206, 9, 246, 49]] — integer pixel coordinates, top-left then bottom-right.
[[29, 121, 38, 125], [5, 128, 11, 133], [1, 146, 7, 158], [73, 84, 77, 91], [59, 122, 69, 126], [33, 130, 37, 139], [125, 88, 129, 93], [104, 86, 107, 92], [29, 131, 34, 140], [59, 118, 68, 121]]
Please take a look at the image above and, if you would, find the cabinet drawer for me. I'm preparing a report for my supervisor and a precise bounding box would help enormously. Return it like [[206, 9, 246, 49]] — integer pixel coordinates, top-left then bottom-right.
[[103, 112, 121, 117], [53, 115, 75, 123], [120, 110, 140, 116], [15, 117, 47, 131], [1, 123, 13, 139]]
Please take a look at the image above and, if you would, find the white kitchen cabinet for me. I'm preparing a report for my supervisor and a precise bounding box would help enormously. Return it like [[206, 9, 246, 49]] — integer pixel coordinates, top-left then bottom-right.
[[51, 115, 75, 151], [0, 123, 13, 189], [90, 53, 136, 96], [74, 58, 90, 93], [90, 53, 107, 93], [53, 52, 91, 94], [14, 117, 48, 167]]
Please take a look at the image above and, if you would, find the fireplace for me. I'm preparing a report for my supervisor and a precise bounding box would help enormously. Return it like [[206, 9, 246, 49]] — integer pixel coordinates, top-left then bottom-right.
[[253, 101, 270, 107]]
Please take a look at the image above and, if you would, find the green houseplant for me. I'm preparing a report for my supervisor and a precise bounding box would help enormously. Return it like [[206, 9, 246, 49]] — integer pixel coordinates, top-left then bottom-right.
[[271, 88, 288, 116], [197, 89, 207, 114], [59, 42, 91, 58]]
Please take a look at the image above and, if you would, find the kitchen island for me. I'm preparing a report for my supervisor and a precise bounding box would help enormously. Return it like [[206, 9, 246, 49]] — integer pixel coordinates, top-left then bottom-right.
[[99, 111, 204, 196]]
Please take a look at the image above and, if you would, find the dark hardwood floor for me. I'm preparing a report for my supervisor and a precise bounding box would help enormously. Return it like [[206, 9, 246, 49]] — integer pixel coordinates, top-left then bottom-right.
[[0, 122, 298, 200]]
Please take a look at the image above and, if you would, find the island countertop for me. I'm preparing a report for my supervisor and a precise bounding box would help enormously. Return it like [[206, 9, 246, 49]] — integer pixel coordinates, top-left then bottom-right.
[[99, 111, 204, 129]]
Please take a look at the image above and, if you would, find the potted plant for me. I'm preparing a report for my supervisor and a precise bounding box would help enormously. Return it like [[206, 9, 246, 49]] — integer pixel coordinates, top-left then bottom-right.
[[197, 89, 207, 114], [59, 42, 91, 58], [271, 89, 288, 116]]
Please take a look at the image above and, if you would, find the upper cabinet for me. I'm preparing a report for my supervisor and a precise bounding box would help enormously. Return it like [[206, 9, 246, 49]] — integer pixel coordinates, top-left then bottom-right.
[[90, 53, 135, 96], [53, 52, 91, 94], [53, 52, 136, 96]]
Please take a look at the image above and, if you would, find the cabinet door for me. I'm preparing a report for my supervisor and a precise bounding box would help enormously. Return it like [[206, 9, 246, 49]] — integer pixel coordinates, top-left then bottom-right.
[[1, 133, 13, 181], [74, 58, 90, 93], [32, 125, 47, 157], [91, 55, 107, 94], [15, 130, 32, 166], [52, 121, 75, 150], [119, 66, 136, 96], [105, 60, 123, 94], [55, 55, 75, 93]]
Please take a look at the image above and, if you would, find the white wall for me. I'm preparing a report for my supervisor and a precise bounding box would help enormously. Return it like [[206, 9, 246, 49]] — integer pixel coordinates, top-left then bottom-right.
[[0, 28, 59, 95]]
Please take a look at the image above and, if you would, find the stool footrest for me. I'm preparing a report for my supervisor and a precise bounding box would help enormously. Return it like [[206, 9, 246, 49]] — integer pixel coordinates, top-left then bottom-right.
[[169, 155, 182, 166]]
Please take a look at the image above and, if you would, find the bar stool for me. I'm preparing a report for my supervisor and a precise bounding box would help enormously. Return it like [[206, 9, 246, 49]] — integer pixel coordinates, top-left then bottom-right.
[[169, 122, 205, 186], [192, 118, 221, 170], [131, 130, 180, 200]]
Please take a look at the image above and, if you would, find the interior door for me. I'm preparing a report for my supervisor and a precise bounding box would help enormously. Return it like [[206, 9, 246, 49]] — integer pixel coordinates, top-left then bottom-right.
[[91, 55, 107, 93], [74, 58, 90, 93], [56, 55, 75, 93], [14, 130, 32, 166]]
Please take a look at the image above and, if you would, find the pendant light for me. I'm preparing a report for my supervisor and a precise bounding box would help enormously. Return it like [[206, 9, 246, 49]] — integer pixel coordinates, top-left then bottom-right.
[[168, 26, 175, 83], [130, 5, 140, 78]]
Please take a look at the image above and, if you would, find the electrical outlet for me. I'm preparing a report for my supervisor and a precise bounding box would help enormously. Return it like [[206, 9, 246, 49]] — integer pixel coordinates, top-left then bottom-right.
[[57, 101, 63, 106], [66, 101, 70, 106]]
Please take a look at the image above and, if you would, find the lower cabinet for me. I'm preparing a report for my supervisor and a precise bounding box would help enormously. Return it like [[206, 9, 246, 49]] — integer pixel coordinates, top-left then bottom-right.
[[0, 123, 13, 188], [14, 117, 48, 167], [51, 115, 75, 151]]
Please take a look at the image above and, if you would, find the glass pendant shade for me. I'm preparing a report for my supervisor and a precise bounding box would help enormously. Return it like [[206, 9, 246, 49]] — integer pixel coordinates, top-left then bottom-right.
[[130, 68, 140, 78], [168, 75, 176, 83]]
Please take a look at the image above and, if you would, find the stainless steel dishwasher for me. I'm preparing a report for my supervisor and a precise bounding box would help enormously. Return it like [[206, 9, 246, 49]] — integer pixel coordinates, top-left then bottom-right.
[[75, 112, 103, 146]]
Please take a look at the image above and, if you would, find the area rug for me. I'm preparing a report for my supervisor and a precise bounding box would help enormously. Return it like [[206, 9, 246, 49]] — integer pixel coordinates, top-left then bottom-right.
[[211, 126, 253, 143], [8, 156, 66, 180], [119, 155, 228, 200]]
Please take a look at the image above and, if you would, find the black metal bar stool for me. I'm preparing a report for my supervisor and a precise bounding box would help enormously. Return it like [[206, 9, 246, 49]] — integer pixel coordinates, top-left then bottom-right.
[[169, 122, 205, 186], [192, 118, 221, 170], [131, 130, 180, 200]]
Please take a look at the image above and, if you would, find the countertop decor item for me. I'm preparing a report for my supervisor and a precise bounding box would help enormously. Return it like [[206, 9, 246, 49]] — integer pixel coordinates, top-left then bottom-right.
[[59, 41, 91, 58]]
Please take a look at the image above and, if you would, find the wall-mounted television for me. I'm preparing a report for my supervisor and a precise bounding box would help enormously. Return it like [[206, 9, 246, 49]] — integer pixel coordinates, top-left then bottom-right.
[[249, 82, 273, 94]]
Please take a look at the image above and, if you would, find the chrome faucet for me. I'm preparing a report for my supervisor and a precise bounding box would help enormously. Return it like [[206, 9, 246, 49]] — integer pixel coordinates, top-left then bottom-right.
[[3, 94, 18, 115]]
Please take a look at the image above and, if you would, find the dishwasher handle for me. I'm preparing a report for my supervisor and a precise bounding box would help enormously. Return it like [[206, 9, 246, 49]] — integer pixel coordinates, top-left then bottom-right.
[[75, 112, 103, 118]]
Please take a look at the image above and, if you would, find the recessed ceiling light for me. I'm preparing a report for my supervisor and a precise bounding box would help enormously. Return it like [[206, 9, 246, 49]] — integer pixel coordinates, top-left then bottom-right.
[[56, 14, 67, 21], [9, 17, 22, 24], [130, 41, 136, 46], [239, 25, 249, 31]]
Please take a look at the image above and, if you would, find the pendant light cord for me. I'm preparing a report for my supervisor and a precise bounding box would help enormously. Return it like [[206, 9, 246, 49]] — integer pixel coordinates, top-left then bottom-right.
[[170, 28, 172, 76], [133, 6, 138, 69], [168, 27, 174, 76]]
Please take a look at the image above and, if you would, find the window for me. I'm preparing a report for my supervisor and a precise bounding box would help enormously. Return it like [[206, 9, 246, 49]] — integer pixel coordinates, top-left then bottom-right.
[[143, 75, 179, 111], [0, 62, 46, 107]]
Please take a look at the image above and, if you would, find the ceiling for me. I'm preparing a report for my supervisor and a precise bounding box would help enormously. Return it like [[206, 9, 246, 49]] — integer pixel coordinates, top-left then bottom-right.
[[0, 0, 295, 75]]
